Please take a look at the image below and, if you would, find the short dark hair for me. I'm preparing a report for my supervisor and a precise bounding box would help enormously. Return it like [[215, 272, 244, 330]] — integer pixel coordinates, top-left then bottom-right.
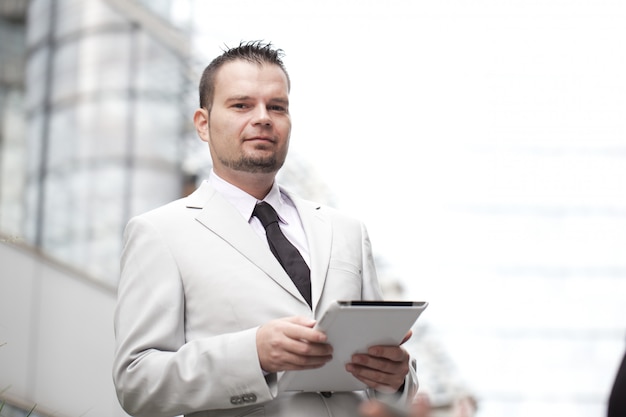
[[198, 41, 290, 111]]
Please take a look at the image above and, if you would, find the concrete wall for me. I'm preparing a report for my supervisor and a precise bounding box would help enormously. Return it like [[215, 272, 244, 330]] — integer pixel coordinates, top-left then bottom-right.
[[0, 238, 128, 417]]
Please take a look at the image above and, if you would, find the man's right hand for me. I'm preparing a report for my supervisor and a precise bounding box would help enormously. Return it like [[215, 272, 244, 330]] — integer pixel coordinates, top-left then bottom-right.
[[256, 316, 333, 372]]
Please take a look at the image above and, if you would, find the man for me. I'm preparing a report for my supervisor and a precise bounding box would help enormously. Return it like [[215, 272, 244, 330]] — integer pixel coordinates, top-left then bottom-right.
[[112, 41, 417, 417]]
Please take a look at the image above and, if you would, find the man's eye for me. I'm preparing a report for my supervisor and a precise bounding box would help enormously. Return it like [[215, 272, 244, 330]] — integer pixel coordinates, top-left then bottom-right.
[[232, 103, 248, 109], [269, 105, 287, 112]]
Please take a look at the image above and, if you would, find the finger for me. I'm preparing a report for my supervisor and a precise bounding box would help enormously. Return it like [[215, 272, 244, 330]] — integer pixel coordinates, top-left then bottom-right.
[[348, 367, 400, 393], [281, 335, 333, 358], [257, 317, 332, 372], [346, 363, 405, 392], [257, 318, 331, 372], [400, 330, 413, 345], [279, 350, 333, 370], [281, 317, 328, 344], [353, 355, 407, 375], [273, 334, 333, 368], [259, 321, 332, 357], [259, 339, 332, 371], [350, 349, 409, 378], [366, 345, 409, 363], [284, 315, 317, 328], [346, 351, 408, 391]]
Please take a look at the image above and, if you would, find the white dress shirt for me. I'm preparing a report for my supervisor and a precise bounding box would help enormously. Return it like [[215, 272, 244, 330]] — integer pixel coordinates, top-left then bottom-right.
[[208, 171, 311, 266]]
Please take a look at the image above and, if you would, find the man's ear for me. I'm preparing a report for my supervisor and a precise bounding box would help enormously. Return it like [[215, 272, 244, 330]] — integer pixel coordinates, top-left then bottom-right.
[[193, 108, 210, 143]]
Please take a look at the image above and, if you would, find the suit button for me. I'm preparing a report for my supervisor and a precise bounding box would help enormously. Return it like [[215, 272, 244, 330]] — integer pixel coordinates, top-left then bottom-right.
[[230, 395, 243, 405], [242, 393, 257, 403]]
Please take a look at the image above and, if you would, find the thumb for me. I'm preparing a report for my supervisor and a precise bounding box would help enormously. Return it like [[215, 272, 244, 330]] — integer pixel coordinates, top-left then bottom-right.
[[400, 329, 413, 345]]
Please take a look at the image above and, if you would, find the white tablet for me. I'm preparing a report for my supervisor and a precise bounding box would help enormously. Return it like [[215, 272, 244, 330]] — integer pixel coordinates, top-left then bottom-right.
[[278, 300, 428, 393]]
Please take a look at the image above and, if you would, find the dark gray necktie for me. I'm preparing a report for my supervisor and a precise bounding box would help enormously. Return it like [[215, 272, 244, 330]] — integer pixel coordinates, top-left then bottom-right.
[[253, 202, 312, 307]]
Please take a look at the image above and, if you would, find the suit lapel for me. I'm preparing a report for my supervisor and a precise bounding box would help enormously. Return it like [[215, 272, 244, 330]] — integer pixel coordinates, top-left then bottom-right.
[[187, 182, 305, 303], [287, 193, 332, 313]]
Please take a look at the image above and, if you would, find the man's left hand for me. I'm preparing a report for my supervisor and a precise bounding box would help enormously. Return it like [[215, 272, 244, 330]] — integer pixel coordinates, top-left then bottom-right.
[[345, 331, 412, 393]]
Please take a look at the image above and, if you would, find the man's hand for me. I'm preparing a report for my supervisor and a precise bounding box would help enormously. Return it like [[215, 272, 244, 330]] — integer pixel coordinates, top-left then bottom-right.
[[256, 316, 333, 373], [345, 331, 412, 393]]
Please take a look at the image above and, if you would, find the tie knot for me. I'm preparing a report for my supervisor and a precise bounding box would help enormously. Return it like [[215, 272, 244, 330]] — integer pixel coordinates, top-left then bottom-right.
[[253, 201, 280, 228]]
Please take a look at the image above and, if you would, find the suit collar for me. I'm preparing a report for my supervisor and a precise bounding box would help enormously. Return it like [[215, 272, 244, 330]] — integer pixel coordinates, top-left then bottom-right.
[[185, 181, 332, 313], [185, 182, 313, 309], [184, 180, 214, 209]]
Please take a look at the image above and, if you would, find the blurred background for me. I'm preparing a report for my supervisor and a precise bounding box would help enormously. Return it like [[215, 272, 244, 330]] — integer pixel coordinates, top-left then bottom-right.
[[1, 0, 625, 416]]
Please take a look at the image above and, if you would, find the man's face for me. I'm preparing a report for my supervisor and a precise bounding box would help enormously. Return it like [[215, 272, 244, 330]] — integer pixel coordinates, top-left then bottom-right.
[[196, 60, 291, 179]]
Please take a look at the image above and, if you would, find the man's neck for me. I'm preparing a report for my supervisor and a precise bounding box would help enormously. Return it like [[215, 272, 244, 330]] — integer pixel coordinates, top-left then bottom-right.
[[213, 169, 276, 200]]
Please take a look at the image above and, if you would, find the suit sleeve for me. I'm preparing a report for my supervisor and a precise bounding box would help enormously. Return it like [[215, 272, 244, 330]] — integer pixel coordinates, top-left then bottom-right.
[[112, 216, 274, 417]]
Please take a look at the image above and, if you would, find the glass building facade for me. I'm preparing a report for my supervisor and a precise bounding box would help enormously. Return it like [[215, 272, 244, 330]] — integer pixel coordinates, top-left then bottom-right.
[[0, 0, 27, 241], [23, 0, 195, 283]]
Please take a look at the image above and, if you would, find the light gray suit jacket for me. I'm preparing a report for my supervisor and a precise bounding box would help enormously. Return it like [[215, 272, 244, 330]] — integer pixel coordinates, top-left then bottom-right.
[[112, 181, 416, 417]]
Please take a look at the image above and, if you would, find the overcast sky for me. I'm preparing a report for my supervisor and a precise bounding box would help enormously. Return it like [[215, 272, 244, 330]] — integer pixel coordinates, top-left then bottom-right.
[[187, 0, 626, 301]]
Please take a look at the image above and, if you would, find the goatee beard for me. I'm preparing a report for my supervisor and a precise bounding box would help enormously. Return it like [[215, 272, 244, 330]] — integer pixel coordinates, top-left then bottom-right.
[[219, 155, 284, 174]]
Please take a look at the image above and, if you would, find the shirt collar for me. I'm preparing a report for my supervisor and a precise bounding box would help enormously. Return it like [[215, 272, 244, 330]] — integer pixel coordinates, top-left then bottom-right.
[[208, 170, 290, 224]]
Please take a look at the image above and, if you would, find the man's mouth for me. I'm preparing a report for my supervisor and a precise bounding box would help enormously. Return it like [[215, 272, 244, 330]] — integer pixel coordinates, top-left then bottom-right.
[[245, 136, 274, 143]]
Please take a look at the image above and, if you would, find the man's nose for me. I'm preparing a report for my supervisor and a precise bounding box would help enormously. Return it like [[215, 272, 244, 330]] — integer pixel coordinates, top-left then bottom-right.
[[252, 106, 272, 126]]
